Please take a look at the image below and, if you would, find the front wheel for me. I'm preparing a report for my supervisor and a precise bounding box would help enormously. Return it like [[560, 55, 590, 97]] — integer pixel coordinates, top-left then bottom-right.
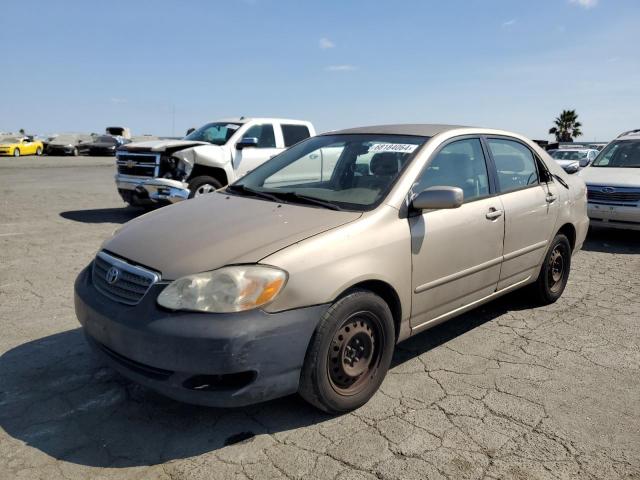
[[13, 148, 20, 157], [72, 147, 79, 156], [299, 290, 395, 413], [530, 234, 571, 305], [188, 176, 223, 198]]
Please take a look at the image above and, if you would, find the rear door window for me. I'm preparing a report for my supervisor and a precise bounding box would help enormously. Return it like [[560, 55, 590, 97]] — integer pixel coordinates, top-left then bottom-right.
[[487, 138, 539, 193], [281, 124, 311, 147]]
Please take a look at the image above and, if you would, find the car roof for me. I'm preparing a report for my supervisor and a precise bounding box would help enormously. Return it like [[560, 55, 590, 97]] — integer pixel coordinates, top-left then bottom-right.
[[325, 124, 469, 137], [617, 129, 640, 140], [218, 117, 312, 125]]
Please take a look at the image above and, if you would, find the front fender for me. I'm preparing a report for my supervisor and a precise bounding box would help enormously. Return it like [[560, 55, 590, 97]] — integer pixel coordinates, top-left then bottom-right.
[[173, 145, 235, 182]]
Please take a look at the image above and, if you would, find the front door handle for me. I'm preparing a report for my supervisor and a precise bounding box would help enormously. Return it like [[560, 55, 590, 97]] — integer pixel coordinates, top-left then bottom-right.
[[546, 194, 557, 203], [486, 208, 503, 220]]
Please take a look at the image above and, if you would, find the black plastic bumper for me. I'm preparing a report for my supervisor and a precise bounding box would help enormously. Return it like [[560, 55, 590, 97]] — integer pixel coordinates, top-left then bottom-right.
[[74, 265, 329, 407]]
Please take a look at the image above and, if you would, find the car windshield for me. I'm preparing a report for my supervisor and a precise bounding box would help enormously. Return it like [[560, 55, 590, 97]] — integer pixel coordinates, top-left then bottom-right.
[[184, 122, 241, 145], [551, 150, 588, 160], [52, 135, 77, 143], [230, 134, 428, 211], [96, 136, 117, 143], [592, 141, 640, 168]]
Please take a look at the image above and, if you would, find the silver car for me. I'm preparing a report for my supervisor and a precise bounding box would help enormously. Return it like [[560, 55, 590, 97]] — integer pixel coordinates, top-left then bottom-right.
[[579, 129, 640, 230], [74, 124, 589, 413]]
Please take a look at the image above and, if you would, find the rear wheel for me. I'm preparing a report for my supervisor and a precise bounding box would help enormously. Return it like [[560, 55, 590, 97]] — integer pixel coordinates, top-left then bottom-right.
[[72, 147, 79, 156], [188, 176, 223, 198], [299, 290, 395, 413], [531, 234, 571, 305], [36, 146, 43, 156], [13, 148, 20, 157]]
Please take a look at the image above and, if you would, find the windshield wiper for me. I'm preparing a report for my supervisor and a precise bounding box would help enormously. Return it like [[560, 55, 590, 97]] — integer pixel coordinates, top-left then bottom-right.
[[226, 184, 280, 202], [268, 191, 344, 210], [553, 174, 569, 189]]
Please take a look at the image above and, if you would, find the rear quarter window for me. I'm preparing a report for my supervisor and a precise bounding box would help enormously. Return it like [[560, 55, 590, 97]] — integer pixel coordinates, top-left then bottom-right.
[[282, 124, 311, 147]]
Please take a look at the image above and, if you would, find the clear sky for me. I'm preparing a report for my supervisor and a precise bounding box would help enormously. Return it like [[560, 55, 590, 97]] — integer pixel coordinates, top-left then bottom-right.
[[1, 0, 638, 141]]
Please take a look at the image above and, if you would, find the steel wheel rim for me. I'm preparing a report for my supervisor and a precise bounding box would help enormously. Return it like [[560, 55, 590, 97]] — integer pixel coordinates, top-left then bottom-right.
[[327, 311, 384, 396], [548, 246, 565, 293], [195, 184, 215, 196]]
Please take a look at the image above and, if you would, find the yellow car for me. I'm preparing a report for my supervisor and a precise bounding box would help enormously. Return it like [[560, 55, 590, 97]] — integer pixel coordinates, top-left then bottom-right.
[[0, 136, 44, 157]]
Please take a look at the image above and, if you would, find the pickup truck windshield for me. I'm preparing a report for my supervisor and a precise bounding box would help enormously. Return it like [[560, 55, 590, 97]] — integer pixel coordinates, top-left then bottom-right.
[[592, 141, 640, 168], [231, 134, 427, 211], [184, 122, 241, 145]]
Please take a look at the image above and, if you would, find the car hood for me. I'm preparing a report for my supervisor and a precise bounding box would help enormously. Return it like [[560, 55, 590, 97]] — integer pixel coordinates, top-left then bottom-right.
[[103, 193, 362, 279], [579, 167, 640, 187], [121, 139, 210, 152]]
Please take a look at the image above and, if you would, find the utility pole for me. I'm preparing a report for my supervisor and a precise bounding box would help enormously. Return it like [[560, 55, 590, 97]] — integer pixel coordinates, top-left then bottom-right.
[[171, 105, 175, 137]]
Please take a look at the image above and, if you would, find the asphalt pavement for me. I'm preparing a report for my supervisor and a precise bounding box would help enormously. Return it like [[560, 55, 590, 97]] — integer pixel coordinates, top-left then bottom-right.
[[1, 155, 639, 479]]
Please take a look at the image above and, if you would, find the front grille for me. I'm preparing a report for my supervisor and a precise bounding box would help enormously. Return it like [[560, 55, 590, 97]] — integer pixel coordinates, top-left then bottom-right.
[[117, 152, 159, 177], [587, 186, 640, 205], [92, 251, 159, 305]]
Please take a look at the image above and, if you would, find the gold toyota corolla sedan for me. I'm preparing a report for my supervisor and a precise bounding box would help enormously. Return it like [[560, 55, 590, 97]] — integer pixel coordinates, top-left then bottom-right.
[[75, 124, 589, 413]]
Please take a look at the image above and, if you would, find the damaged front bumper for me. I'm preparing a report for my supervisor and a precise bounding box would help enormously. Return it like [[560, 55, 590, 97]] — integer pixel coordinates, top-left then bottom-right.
[[116, 174, 190, 204], [74, 265, 328, 407]]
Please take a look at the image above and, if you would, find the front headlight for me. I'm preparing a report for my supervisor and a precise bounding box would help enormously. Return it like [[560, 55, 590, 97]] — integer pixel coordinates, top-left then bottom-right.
[[157, 265, 287, 313]]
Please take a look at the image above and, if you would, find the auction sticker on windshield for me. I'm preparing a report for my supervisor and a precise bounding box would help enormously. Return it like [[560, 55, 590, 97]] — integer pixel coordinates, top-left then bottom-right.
[[369, 143, 419, 154]]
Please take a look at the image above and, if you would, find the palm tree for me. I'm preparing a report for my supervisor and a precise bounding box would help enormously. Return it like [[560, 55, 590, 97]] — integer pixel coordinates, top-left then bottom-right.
[[549, 110, 583, 142]]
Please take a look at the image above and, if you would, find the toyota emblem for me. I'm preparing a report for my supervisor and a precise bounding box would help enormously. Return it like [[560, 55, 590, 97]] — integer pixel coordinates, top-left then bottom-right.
[[106, 267, 120, 285], [601, 187, 616, 193]]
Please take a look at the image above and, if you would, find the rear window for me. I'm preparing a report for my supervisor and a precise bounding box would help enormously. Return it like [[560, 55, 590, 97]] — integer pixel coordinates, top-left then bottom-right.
[[282, 124, 311, 147]]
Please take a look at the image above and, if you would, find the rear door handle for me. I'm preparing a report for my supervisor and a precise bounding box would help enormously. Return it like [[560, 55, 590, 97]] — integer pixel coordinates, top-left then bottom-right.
[[546, 194, 557, 203], [486, 208, 503, 220]]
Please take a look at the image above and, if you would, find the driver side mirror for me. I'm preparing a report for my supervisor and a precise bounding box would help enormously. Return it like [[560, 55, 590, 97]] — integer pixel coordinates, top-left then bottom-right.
[[236, 137, 258, 150], [563, 162, 580, 174], [579, 158, 590, 167], [412, 186, 464, 210]]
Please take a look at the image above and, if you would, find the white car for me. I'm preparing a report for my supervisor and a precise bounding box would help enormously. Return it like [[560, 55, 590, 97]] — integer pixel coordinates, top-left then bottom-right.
[[579, 130, 640, 230], [549, 148, 599, 172], [115, 118, 315, 206]]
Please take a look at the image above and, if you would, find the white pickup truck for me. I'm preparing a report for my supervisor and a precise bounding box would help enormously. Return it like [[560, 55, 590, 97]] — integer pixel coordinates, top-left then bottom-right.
[[115, 117, 315, 206]]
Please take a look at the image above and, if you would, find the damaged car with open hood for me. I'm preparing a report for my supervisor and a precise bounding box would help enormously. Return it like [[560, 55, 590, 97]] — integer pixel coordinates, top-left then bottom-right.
[[76, 124, 588, 413], [114, 117, 315, 206]]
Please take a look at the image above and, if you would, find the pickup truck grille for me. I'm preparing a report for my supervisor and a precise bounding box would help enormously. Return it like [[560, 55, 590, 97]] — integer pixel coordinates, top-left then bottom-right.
[[116, 152, 159, 177], [587, 186, 640, 205], [92, 251, 160, 305]]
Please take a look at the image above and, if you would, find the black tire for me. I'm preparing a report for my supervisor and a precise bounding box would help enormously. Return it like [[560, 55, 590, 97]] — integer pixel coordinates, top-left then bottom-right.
[[13, 148, 20, 157], [531, 234, 571, 305], [36, 147, 43, 156], [299, 290, 395, 414], [188, 176, 223, 198]]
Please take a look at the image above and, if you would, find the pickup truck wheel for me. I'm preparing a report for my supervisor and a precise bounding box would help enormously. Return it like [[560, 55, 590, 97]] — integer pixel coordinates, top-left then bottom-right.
[[299, 290, 395, 414], [188, 176, 222, 198], [530, 234, 571, 305]]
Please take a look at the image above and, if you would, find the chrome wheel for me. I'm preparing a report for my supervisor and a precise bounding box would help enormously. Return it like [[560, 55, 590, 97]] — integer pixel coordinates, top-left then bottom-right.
[[328, 311, 384, 396], [13, 148, 20, 157], [194, 184, 215, 196], [548, 246, 565, 293]]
